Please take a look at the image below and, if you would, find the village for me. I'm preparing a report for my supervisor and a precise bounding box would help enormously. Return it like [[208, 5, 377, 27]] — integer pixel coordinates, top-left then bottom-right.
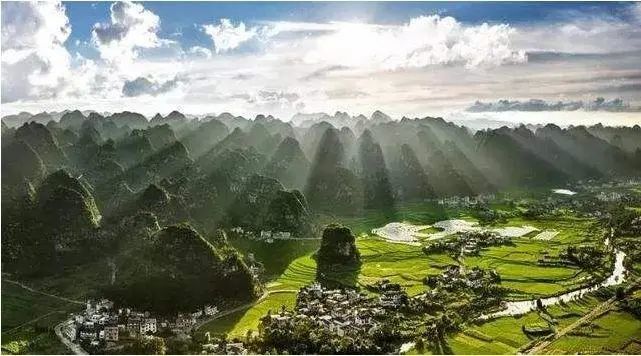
[[422, 230, 513, 257], [229, 226, 321, 243], [59, 299, 219, 353], [260, 281, 408, 341]]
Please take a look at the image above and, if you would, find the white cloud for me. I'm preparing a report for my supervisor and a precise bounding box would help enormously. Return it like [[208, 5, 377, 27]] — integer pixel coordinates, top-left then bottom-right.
[[300, 16, 526, 69], [632, 3, 641, 23], [513, 4, 641, 54], [187, 46, 212, 59], [467, 97, 640, 112], [2, 3, 640, 126], [91, 1, 165, 66], [1, 1, 72, 102], [202, 19, 257, 53], [122, 76, 182, 97]]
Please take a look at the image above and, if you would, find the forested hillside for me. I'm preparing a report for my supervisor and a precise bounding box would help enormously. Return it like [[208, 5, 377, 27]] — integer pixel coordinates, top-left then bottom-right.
[[2, 110, 640, 311]]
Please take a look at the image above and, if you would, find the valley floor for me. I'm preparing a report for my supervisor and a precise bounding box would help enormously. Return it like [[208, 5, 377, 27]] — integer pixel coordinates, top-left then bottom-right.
[[4, 187, 641, 354]]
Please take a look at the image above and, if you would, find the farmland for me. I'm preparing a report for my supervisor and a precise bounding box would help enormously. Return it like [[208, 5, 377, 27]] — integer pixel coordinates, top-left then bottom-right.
[[544, 310, 641, 354], [197, 201, 614, 342], [447, 295, 605, 354]]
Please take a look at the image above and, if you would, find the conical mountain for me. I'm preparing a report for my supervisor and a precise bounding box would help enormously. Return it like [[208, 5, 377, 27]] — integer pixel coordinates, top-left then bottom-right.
[[263, 136, 310, 189], [115, 131, 155, 167], [143, 124, 177, 150], [108, 111, 148, 129], [124, 141, 192, 190], [417, 129, 473, 197], [356, 129, 394, 209], [15, 122, 67, 170], [106, 223, 259, 313], [181, 118, 229, 158], [370, 110, 392, 125], [1, 140, 46, 198], [392, 144, 434, 201], [226, 174, 312, 236], [59, 110, 86, 131], [305, 127, 363, 213]]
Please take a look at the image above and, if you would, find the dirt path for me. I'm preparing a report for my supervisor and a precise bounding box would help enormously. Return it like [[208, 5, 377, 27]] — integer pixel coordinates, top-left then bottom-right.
[[54, 321, 88, 355], [525, 296, 616, 354], [3, 279, 84, 305]]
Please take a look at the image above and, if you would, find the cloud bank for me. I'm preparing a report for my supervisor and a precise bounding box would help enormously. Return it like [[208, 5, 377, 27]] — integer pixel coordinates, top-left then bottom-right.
[[467, 97, 641, 112], [202, 19, 257, 53], [1, 1, 71, 102], [122, 76, 182, 97], [1, 1, 640, 125]]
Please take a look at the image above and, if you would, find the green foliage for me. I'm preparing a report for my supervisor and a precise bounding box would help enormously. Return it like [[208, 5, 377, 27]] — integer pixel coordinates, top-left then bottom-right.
[[262, 136, 310, 189], [316, 224, 360, 268], [305, 128, 363, 214], [226, 174, 313, 237], [357, 129, 394, 209], [122, 336, 167, 355], [105, 224, 260, 314]]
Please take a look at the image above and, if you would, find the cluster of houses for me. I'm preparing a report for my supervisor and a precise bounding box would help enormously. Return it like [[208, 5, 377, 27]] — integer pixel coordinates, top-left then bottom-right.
[[423, 231, 510, 257], [201, 341, 249, 355], [596, 191, 625, 202], [436, 194, 497, 208], [424, 265, 500, 292], [61, 299, 218, 351], [229, 226, 293, 243], [261, 282, 408, 339]]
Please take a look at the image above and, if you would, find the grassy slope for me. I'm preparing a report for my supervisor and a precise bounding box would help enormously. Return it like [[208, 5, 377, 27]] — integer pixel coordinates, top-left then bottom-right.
[[1, 281, 83, 354]]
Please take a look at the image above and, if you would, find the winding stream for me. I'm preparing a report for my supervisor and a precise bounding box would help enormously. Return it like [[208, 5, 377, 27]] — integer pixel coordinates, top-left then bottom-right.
[[480, 228, 627, 320]]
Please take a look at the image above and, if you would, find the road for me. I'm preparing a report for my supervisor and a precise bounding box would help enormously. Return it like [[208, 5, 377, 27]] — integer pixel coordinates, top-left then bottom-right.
[[6, 277, 296, 354], [525, 296, 616, 354], [54, 321, 88, 355]]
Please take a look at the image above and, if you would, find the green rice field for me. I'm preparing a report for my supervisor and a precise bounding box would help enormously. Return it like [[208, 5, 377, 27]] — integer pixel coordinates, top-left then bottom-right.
[[198, 204, 610, 340]]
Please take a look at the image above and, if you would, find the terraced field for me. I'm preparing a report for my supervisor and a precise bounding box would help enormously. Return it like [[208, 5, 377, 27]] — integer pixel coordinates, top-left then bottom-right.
[[320, 201, 465, 236], [199, 236, 455, 337], [464, 216, 604, 298], [346, 237, 455, 295], [543, 310, 641, 354], [200, 206, 611, 341], [198, 255, 317, 338], [447, 295, 604, 354]]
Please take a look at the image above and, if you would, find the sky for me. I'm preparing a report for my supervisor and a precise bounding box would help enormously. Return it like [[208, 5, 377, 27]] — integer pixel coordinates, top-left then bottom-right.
[[2, 1, 641, 126]]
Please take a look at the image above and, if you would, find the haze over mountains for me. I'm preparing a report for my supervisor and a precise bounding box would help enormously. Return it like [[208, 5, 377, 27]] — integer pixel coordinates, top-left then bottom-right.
[[2, 108, 641, 309]]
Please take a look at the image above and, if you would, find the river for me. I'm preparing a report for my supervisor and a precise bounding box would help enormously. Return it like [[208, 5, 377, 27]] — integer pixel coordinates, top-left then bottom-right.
[[480, 248, 627, 320]]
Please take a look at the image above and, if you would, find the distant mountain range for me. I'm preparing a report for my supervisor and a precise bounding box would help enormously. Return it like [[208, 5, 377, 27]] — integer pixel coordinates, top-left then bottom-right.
[[2, 106, 640, 312]]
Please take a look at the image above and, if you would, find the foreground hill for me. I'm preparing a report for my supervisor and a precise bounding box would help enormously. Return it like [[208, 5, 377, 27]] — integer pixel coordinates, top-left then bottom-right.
[[105, 224, 260, 313]]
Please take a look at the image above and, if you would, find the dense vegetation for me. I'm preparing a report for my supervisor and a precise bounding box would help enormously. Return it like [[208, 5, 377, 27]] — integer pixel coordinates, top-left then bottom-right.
[[2, 109, 641, 353]]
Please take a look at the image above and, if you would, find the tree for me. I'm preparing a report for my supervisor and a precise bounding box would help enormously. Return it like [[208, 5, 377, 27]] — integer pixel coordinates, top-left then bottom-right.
[[316, 224, 360, 267]]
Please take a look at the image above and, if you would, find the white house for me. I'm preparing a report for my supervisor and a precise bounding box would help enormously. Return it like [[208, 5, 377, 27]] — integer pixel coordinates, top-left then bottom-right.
[[204, 305, 219, 316], [141, 318, 157, 334], [104, 326, 119, 341]]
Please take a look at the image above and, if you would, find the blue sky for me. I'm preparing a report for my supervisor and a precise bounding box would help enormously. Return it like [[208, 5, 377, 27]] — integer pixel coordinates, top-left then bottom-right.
[[2, 1, 641, 126], [64, 2, 634, 55]]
